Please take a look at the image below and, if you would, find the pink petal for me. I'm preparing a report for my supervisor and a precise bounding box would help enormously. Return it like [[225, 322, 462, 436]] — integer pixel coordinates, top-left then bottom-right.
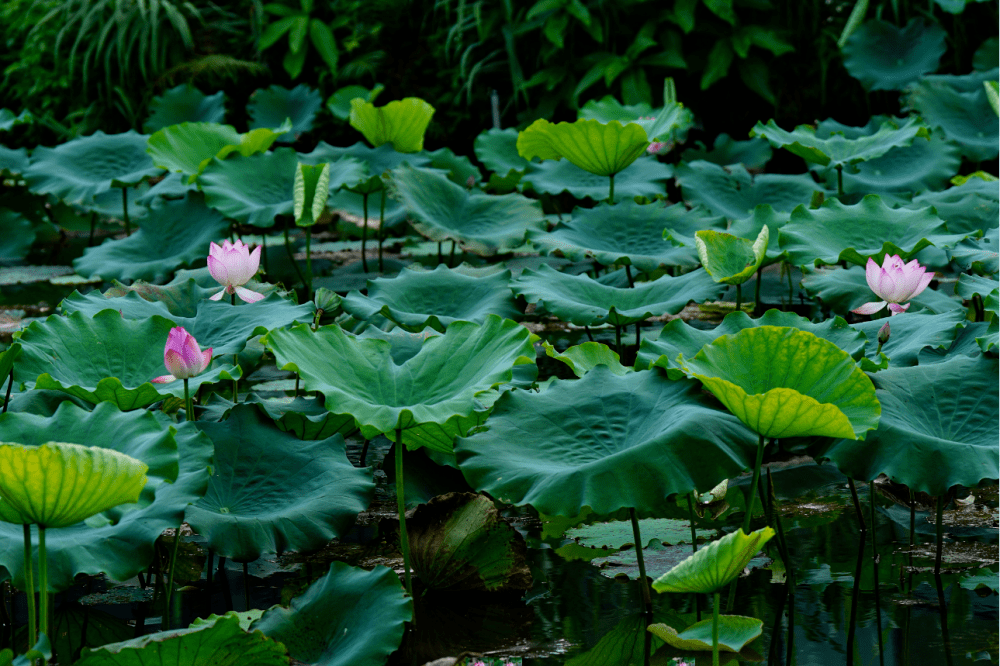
[[208, 241, 223, 259], [200, 348, 213, 372], [873, 267, 899, 301], [151, 374, 177, 384], [888, 302, 911, 315], [235, 286, 265, 303], [209, 289, 226, 301], [851, 301, 888, 315], [164, 349, 188, 378], [207, 254, 230, 286], [864, 257, 880, 291], [894, 264, 927, 301], [907, 270, 934, 299]]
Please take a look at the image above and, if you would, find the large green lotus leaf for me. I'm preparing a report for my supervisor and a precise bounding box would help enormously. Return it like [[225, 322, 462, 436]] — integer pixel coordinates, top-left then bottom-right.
[[391, 164, 546, 255], [841, 19, 947, 91], [83, 278, 219, 317], [0, 209, 34, 262], [912, 180, 999, 236], [579, 97, 695, 143], [73, 193, 228, 282], [0, 146, 29, 177], [511, 264, 725, 327], [543, 341, 630, 378], [325, 189, 408, 228], [186, 405, 373, 561], [263, 316, 536, 450], [349, 97, 435, 153], [63, 291, 314, 356], [423, 146, 483, 186], [521, 155, 673, 202], [75, 612, 288, 666], [0, 344, 20, 389], [300, 141, 430, 178], [675, 161, 821, 220], [695, 226, 768, 285], [199, 148, 297, 227], [749, 116, 930, 168], [0, 402, 212, 590], [247, 84, 323, 142], [813, 355, 998, 495], [455, 367, 757, 517], [727, 205, 790, 265], [203, 394, 357, 441], [146, 122, 289, 182], [801, 264, 962, 317], [648, 615, 763, 652], [24, 131, 163, 203], [651, 527, 774, 593], [678, 327, 881, 439], [810, 117, 961, 194], [15, 310, 240, 410], [406, 492, 531, 592], [340, 264, 519, 332], [680, 133, 773, 171], [917, 320, 993, 364], [144, 85, 227, 133], [528, 201, 725, 272], [473, 128, 531, 177], [905, 74, 1000, 162], [956, 273, 1000, 309], [779, 194, 965, 267], [850, 310, 967, 366], [0, 108, 32, 132], [950, 226, 998, 275], [0, 441, 147, 527], [252, 562, 409, 666], [517, 118, 649, 177], [638, 310, 867, 378]]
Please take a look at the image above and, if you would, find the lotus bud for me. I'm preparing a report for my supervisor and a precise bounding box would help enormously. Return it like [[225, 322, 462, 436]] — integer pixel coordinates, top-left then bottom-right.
[[877, 321, 890, 345], [466, 175, 476, 189], [151, 327, 212, 384]]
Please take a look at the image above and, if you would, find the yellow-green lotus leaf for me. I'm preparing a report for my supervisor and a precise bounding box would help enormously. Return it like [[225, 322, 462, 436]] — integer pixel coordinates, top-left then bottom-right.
[[0, 442, 148, 528], [651, 527, 775, 594], [648, 615, 763, 653], [516, 118, 650, 177], [677, 327, 880, 440], [695, 226, 769, 285], [349, 97, 435, 153]]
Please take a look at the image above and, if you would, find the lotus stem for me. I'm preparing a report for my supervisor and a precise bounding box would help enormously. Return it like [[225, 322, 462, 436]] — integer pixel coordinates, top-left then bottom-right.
[[3, 369, 12, 413], [243, 562, 250, 611], [973, 294, 984, 322], [712, 590, 720, 666], [785, 580, 795, 666], [872, 485, 885, 665], [754, 267, 763, 316], [625, 265, 634, 287], [836, 165, 844, 197], [22, 525, 36, 651], [934, 494, 944, 575], [615, 326, 622, 358], [437, 242, 443, 265], [361, 193, 369, 273], [608, 173, 615, 204], [687, 493, 701, 621], [165, 526, 183, 629], [934, 572, 954, 666], [304, 226, 313, 301], [294, 375, 300, 397], [284, 225, 307, 288], [378, 189, 386, 273], [846, 531, 866, 663], [359, 439, 370, 467], [628, 508, 652, 614], [848, 478, 867, 531], [395, 428, 414, 623], [635, 321, 641, 351], [232, 354, 239, 403], [908, 489, 915, 594], [736, 283, 743, 312], [183, 378, 193, 423], [449, 240, 457, 267], [37, 525, 48, 650], [121, 187, 131, 236], [260, 235, 268, 276], [741, 433, 767, 536], [88, 212, 97, 247]]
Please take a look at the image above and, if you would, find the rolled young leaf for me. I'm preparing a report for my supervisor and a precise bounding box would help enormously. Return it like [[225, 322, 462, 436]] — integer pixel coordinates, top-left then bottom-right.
[[695, 226, 769, 285], [349, 97, 435, 153], [294, 162, 331, 227]]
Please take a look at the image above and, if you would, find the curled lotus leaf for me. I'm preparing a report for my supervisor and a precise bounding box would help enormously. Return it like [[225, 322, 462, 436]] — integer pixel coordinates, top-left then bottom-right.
[[517, 118, 649, 177], [727, 205, 790, 266], [24, 131, 162, 203], [349, 97, 435, 153], [0, 402, 213, 591], [521, 155, 673, 202], [0, 442, 148, 528], [455, 367, 758, 517], [841, 19, 947, 91], [695, 226, 769, 285], [813, 354, 999, 496], [677, 327, 881, 440], [675, 161, 821, 220], [542, 341, 630, 377], [294, 161, 330, 226], [651, 527, 775, 594], [144, 85, 227, 133], [247, 84, 323, 142], [511, 264, 725, 327], [649, 615, 763, 653]]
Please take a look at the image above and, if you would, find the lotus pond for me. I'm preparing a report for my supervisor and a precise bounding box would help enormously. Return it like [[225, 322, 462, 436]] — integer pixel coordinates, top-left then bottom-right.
[[0, 11, 998, 665]]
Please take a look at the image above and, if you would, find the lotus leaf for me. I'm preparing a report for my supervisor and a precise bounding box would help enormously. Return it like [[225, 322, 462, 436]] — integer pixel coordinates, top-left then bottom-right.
[[674, 161, 821, 220], [800, 264, 963, 317], [24, 131, 162, 203], [779, 194, 964, 267], [301, 141, 430, 178], [950, 227, 998, 275], [511, 264, 725, 327], [727, 205, 790, 266], [136, 171, 198, 206], [455, 367, 758, 517], [912, 180, 999, 236], [341, 264, 519, 332], [917, 321, 993, 364], [955, 273, 999, 309], [326, 83, 384, 121], [15, 310, 240, 410], [424, 146, 483, 186], [521, 155, 673, 202], [203, 394, 356, 440], [651, 527, 774, 593], [349, 97, 435, 153], [677, 327, 881, 439], [247, 84, 323, 141], [406, 492, 532, 591], [813, 355, 999, 495], [648, 616, 763, 652], [680, 133, 773, 170], [200, 148, 297, 227], [905, 74, 1000, 162], [841, 19, 947, 91], [851, 310, 968, 366], [391, 164, 546, 255], [75, 612, 288, 666], [146, 121, 290, 182], [695, 226, 768, 285], [293, 161, 330, 226], [0, 146, 29, 177], [185, 405, 373, 561], [325, 189, 409, 228], [0, 209, 34, 262], [749, 116, 930, 168], [0, 109, 32, 132], [252, 562, 410, 666], [543, 341, 630, 377], [0, 636, 50, 666], [80, 278, 219, 317], [144, 85, 227, 133], [566, 519, 713, 549], [0, 442, 147, 527], [517, 118, 649, 177], [0, 402, 212, 590], [528, 201, 725, 272], [264, 315, 536, 451], [474, 128, 531, 177]]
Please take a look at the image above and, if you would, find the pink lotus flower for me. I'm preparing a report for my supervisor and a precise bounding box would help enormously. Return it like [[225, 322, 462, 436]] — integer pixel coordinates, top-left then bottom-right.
[[151, 327, 212, 383], [207, 240, 264, 303], [851, 254, 934, 316], [647, 140, 673, 155]]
